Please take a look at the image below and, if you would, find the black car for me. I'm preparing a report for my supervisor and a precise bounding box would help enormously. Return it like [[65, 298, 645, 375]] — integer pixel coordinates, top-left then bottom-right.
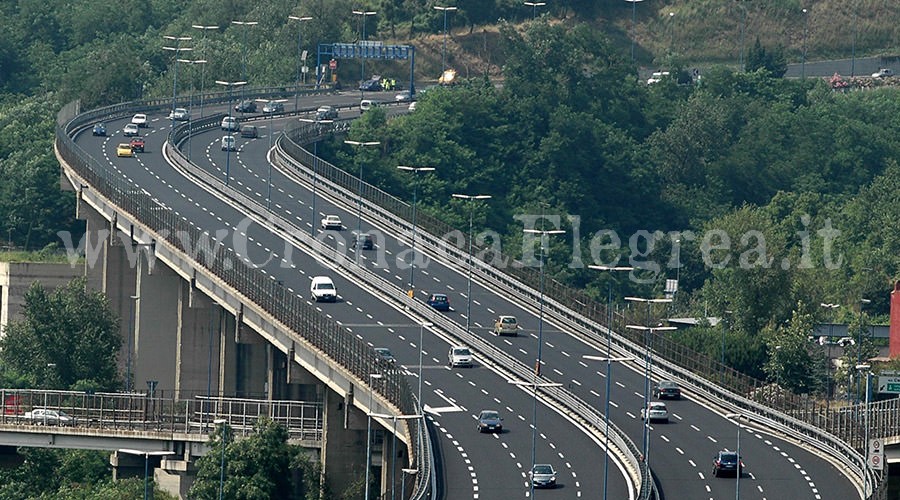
[[476, 410, 503, 433], [712, 450, 743, 477], [655, 380, 682, 399], [235, 100, 257, 113]]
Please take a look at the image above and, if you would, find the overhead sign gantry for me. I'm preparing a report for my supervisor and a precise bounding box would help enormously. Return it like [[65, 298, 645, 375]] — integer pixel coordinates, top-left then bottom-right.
[[317, 41, 416, 93]]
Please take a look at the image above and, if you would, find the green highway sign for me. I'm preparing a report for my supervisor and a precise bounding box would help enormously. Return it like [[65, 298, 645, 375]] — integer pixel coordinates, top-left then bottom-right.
[[877, 376, 900, 394]]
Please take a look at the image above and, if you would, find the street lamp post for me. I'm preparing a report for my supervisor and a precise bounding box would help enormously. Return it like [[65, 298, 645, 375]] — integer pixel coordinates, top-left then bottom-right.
[[256, 98, 287, 209], [397, 166, 435, 294], [214, 418, 228, 500], [433, 6, 457, 72], [231, 20, 258, 100], [288, 15, 314, 110], [352, 10, 377, 90], [583, 354, 633, 500], [508, 379, 563, 497], [524, 1, 546, 20], [299, 118, 333, 235], [364, 373, 384, 500], [725, 413, 745, 500], [191, 24, 219, 118], [801, 8, 809, 79], [417, 322, 433, 406], [127, 294, 139, 392], [163, 36, 193, 130], [523, 224, 565, 498], [820, 302, 840, 409], [857, 299, 872, 403], [215, 80, 247, 186], [857, 363, 871, 497], [451, 194, 492, 335], [400, 468, 418, 500], [344, 140, 381, 263], [589, 264, 634, 500], [624, 0, 644, 61], [177, 58, 207, 161], [117, 449, 174, 500], [370, 413, 423, 500], [625, 296, 675, 469]]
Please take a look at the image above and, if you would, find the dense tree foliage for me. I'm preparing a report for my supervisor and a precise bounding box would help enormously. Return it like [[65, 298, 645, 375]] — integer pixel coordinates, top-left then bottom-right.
[[0, 278, 121, 391]]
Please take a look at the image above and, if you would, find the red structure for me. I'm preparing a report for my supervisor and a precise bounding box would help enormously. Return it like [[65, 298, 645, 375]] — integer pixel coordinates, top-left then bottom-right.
[[890, 281, 900, 358]]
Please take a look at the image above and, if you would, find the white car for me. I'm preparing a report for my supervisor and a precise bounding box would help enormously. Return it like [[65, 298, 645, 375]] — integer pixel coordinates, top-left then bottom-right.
[[24, 408, 76, 426], [131, 113, 148, 127], [408, 102, 417, 112], [169, 107, 190, 121], [320, 215, 343, 231], [221, 116, 239, 131], [872, 68, 894, 78], [310, 276, 337, 302], [395, 91, 413, 102], [640, 401, 669, 422], [122, 123, 140, 137], [221, 135, 236, 151], [449, 346, 474, 367]]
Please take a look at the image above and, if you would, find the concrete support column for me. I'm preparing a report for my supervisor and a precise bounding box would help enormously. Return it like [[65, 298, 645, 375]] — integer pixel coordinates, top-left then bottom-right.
[[321, 387, 367, 497], [218, 309, 237, 397], [174, 280, 215, 399], [134, 253, 179, 395]]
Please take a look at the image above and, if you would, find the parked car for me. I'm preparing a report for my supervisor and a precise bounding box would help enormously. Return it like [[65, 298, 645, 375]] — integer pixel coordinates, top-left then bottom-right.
[[426, 293, 450, 311], [408, 101, 417, 112], [131, 113, 148, 127], [262, 101, 285, 113], [310, 276, 337, 302], [449, 346, 473, 367], [235, 100, 257, 113], [640, 401, 669, 422], [92, 123, 107, 136], [320, 215, 343, 231], [116, 143, 134, 157], [240, 125, 258, 138], [168, 107, 190, 121], [493, 315, 518, 336], [476, 409, 503, 433], [872, 68, 894, 78], [24, 408, 76, 426], [129, 137, 145, 153], [221, 135, 236, 151], [712, 450, 743, 477], [122, 123, 140, 137], [530, 464, 558, 488], [359, 78, 382, 91], [360, 99, 379, 111], [395, 90, 413, 102], [315, 106, 338, 120], [375, 347, 396, 364], [221, 116, 239, 131], [655, 380, 682, 400], [647, 71, 671, 84]]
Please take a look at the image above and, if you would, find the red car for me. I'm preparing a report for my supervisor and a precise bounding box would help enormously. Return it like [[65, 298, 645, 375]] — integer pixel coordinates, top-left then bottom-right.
[[129, 137, 145, 153]]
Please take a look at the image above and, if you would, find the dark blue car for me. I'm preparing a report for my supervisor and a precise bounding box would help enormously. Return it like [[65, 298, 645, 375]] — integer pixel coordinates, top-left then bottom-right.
[[426, 293, 450, 311], [92, 123, 106, 136]]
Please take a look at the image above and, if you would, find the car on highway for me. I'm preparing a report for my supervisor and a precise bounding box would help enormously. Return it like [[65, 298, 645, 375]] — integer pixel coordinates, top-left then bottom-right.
[[655, 380, 682, 399], [476, 409, 502, 433], [24, 408, 76, 426], [408, 101, 417, 112], [426, 293, 450, 311], [354, 232, 374, 250], [872, 68, 894, 78], [123, 123, 140, 137], [493, 315, 518, 336], [168, 107, 190, 121], [235, 100, 257, 113], [92, 123, 107, 136], [395, 90, 413, 102], [116, 143, 134, 157], [320, 215, 343, 231], [360, 99, 379, 112], [315, 106, 338, 120], [221, 116, 239, 131], [221, 135, 236, 151], [240, 125, 258, 138], [375, 347, 396, 364], [262, 101, 284, 114], [449, 346, 473, 367], [310, 276, 337, 302], [129, 137, 145, 153], [640, 401, 669, 422], [712, 450, 743, 477], [131, 113, 148, 127], [530, 464, 558, 488]]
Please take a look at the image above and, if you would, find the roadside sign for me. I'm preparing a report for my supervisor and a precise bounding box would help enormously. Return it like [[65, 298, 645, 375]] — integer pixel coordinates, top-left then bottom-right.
[[877, 376, 900, 394], [329, 59, 338, 70], [869, 439, 884, 470]]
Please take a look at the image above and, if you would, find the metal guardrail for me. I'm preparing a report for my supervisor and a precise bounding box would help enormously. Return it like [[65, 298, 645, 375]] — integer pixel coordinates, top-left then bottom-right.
[[56, 94, 432, 497], [0, 389, 323, 442]]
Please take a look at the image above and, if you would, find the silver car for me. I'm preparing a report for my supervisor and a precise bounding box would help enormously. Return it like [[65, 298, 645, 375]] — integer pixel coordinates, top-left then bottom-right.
[[530, 464, 557, 488]]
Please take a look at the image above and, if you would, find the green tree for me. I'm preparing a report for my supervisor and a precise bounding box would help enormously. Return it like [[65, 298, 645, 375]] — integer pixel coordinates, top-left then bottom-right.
[[190, 418, 308, 499], [763, 306, 823, 394], [0, 277, 121, 390]]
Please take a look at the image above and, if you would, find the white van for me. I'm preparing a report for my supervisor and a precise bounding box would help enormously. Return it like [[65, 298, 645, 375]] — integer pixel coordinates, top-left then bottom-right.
[[310, 276, 337, 302], [360, 99, 379, 111], [221, 135, 236, 151]]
